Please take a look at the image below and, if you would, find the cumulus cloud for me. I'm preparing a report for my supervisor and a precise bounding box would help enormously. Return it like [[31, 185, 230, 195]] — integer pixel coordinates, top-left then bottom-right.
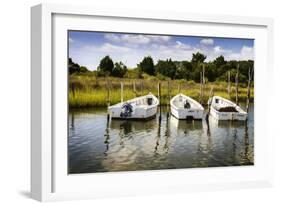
[[104, 34, 171, 45], [100, 43, 131, 53], [226, 46, 254, 61], [69, 33, 254, 70], [69, 37, 74, 43], [200, 38, 214, 46]]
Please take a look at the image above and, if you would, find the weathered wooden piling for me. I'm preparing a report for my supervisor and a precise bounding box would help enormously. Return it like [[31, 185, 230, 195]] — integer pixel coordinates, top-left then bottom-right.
[[200, 71, 203, 105], [178, 83, 181, 93], [106, 77, 110, 120], [133, 81, 137, 97], [158, 81, 162, 120], [167, 80, 170, 118], [235, 64, 239, 105], [141, 80, 143, 96], [206, 86, 214, 122], [246, 67, 253, 114]]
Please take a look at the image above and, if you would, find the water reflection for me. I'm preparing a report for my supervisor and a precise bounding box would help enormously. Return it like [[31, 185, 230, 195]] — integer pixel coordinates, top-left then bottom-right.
[[68, 104, 254, 174]]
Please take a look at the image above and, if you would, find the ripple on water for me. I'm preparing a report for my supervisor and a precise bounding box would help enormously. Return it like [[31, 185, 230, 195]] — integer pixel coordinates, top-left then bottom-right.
[[68, 105, 254, 173]]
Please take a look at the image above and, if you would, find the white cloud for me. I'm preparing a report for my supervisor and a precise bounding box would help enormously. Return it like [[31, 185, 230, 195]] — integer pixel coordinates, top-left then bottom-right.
[[100, 43, 131, 53], [69, 35, 254, 70], [121, 34, 150, 44], [175, 41, 191, 50], [200, 38, 214, 46], [226, 46, 254, 61], [69, 37, 74, 43], [104, 34, 120, 42], [104, 34, 171, 45]]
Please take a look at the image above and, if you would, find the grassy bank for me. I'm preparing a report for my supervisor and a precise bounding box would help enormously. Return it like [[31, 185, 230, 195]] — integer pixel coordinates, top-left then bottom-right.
[[69, 75, 254, 108]]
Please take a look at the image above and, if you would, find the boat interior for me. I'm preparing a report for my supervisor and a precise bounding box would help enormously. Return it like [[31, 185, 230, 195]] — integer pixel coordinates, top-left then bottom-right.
[[172, 95, 197, 109], [212, 97, 238, 112]]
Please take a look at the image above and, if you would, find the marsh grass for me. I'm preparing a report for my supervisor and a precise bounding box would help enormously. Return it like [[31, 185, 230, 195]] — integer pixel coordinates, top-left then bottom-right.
[[69, 75, 254, 108]]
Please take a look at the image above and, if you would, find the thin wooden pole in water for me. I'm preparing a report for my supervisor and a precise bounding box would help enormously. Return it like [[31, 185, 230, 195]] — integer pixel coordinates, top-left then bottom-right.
[[178, 83, 181, 93], [228, 70, 231, 99], [133, 81, 137, 97], [158, 81, 162, 120], [120, 82, 124, 103], [205, 86, 214, 122], [141, 80, 143, 96], [106, 76, 110, 120], [200, 72, 203, 104], [202, 64, 205, 103], [167, 80, 170, 118], [235, 64, 239, 105], [246, 67, 253, 114]]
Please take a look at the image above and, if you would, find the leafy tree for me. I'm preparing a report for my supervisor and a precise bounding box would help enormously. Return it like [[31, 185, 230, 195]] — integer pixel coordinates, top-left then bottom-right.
[[137, 56, 155, 75], [214, 55, 226, 68], [112, 62, 127, 77], [175, 61, 193, 80], [68, 58, 80, 74], [191, 52, 206, 63], [124, 68, 142, 79], [155, 59, 177, 79], [97, 55, 114, 76], [204, 63, 216, 82], [79, 66, 89, 73]]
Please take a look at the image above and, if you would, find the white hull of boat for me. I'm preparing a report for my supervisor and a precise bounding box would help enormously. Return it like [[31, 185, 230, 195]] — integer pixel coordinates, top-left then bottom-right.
[[108, 93, 159, 120], [170, 93, 204, 120], [208, 96, 247, 121]]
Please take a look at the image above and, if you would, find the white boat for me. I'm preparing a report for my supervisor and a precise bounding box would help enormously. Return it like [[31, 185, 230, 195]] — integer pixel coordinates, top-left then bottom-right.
[[208, 96, 247, 121], [108, 93, 159, 120], [170, 93, 204, 120]]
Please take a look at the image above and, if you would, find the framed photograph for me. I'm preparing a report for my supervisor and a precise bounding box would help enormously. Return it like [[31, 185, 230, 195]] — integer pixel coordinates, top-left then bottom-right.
[[31, 3, 274, 201]]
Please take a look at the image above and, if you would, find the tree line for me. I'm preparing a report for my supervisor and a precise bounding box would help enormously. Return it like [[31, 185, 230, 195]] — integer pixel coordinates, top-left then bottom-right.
[[68, 52, 254, 84]]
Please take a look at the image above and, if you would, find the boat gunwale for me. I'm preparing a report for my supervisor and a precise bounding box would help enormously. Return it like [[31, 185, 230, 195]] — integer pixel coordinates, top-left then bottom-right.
[[170, 93, 204, 111], [108, 93, 159, 109], [209, 96, 247, 115]]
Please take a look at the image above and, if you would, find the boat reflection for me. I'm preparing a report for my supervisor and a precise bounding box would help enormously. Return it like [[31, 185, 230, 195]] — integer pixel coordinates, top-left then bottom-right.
[[170, 115, 203, 134]]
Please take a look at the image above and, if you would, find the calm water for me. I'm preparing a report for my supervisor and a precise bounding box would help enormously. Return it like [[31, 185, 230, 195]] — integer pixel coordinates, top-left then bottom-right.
[[68, 104, 254, 174]]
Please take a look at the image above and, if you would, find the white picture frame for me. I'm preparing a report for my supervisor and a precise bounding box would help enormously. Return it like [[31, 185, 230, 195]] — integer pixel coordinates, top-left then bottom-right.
[[31, 3, 274, 202]]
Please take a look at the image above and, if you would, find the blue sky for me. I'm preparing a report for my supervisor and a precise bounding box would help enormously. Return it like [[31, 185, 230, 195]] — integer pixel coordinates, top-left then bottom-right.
[[69, 31, 254, 70]]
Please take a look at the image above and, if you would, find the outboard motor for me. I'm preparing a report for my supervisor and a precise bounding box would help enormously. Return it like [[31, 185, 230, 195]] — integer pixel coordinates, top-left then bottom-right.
[[120, 103, 133, 118], [147, 97, 153, 105], [184, 100, 191, 109]]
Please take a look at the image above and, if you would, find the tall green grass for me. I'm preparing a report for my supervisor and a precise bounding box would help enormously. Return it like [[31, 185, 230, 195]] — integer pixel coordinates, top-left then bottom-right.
[[69, 75, 254, 108]]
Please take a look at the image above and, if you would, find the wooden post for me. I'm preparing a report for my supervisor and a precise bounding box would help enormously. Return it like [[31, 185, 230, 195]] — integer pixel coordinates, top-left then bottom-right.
[[167, 81, 170, 118], [200, 71, 203, 104], [228, 70, 231, 99], [157, 82, 161, 105], [158, 81, 162, 120], [206, 86, 214, 122], [141, 80, 143, 96], [133, 81, 137, 97], [246, 67, 253, 114], [235, 64, 239, 105], [106, 77, 110, 119], [120, 82, 124, 103], [106, 77, 110, 107], [202, 64, 205, 104], [178, 83, 181, 93]]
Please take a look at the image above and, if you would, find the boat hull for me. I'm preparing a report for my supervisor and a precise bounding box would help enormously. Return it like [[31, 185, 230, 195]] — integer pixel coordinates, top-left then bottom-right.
[[109, 105, 158, 120], [170, 94, 204, 120], [108, 93, 159, 120], [171, 105, 204, 120], [209, 96, 247, 121]]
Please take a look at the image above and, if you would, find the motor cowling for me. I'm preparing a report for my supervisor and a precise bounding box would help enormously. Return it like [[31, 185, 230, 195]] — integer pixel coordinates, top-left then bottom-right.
[[120, 103, 133, 117]]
